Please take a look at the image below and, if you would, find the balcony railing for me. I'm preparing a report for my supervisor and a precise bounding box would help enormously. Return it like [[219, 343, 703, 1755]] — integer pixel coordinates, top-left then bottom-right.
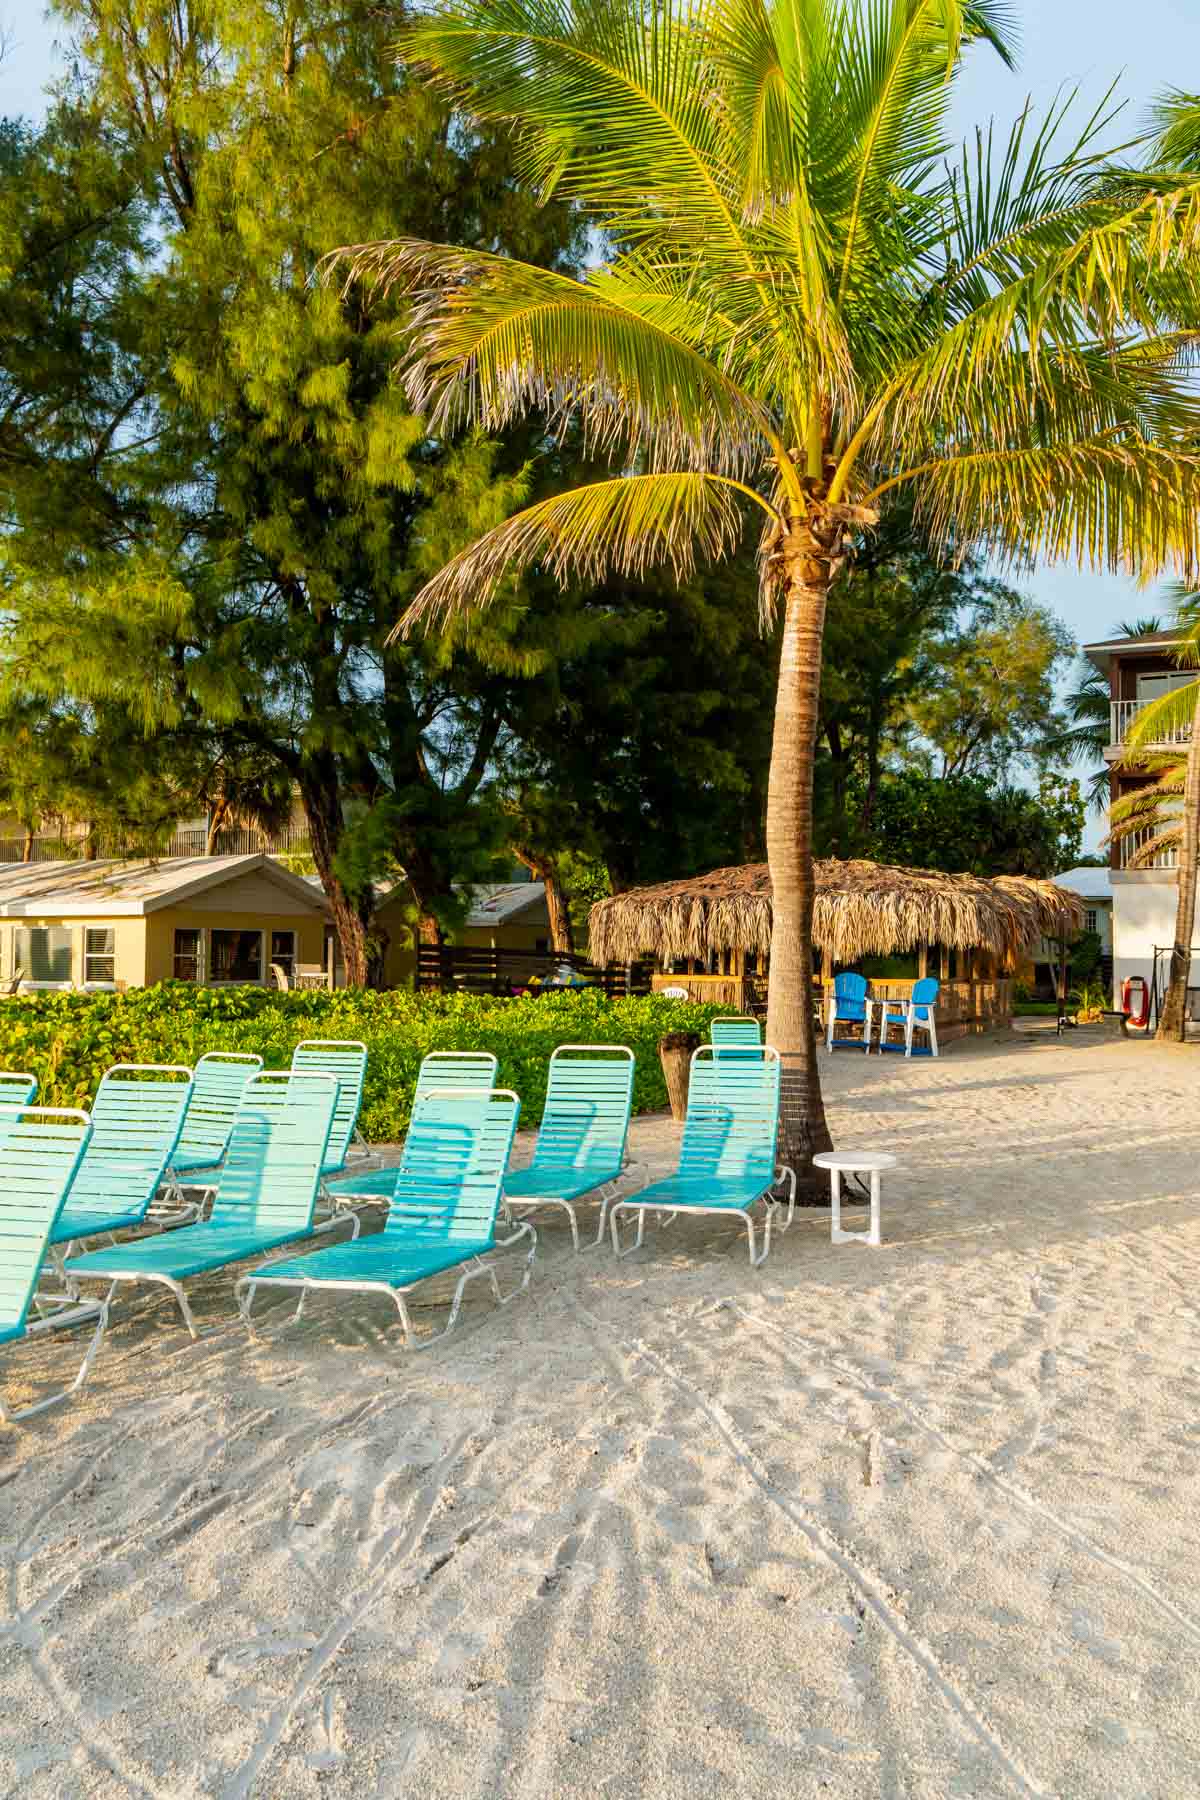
[[1118, 830, 1179, 870], [1110, 698, 1193, 751]]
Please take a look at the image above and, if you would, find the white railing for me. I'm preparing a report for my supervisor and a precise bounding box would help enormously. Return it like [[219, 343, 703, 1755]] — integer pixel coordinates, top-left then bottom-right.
[[1110, 698, 1193, 750], [1118, 831, 1180, 870]]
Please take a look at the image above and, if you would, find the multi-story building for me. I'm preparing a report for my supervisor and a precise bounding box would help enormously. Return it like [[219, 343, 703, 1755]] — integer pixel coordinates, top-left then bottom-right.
[[1084, 626, 1194, 1006]]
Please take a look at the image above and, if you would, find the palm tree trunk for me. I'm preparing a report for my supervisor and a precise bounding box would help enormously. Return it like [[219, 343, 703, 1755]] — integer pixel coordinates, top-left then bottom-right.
[[1156, 682, 1200, 1040], [765, 533, 835, 1180]]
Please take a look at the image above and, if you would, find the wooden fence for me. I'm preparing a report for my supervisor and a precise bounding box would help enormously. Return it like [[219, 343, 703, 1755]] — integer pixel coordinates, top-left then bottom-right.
[[417, 944, 654, 998]]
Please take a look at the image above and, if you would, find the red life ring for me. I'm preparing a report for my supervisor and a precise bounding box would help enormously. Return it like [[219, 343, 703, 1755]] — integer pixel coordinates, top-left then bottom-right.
[[1122, 976, 1150, 1029]]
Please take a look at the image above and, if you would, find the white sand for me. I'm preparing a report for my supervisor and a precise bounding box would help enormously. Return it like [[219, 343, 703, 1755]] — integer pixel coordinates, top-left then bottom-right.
[[3, 1025, 1200, 1797]]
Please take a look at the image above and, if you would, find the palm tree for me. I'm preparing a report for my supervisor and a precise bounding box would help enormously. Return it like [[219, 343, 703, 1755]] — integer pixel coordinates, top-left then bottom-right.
[[1045, 618, 1163, 811], [335, 0, 1200, 1171], [1118, 593, 1200, 1040]]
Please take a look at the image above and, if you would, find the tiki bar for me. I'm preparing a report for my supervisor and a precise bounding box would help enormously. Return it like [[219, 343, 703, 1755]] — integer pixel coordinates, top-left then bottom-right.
[[588, 859, 1083, 1045]]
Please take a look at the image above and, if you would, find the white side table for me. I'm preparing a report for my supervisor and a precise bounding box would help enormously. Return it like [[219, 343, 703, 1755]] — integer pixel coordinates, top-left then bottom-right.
[[812, 1150, 896, 1248]]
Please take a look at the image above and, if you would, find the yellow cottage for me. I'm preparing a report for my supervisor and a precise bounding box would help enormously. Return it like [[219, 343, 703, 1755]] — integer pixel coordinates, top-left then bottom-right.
[[0, 854, 333, 991]]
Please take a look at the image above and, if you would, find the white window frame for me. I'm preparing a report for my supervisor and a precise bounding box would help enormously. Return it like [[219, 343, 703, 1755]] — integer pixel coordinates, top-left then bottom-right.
[[173, 925, 205, 984], [83, 925, 117, 989], [1137, 670, 1195, 701], [269, 928, 297, 981], [14, 924, 76, 989]]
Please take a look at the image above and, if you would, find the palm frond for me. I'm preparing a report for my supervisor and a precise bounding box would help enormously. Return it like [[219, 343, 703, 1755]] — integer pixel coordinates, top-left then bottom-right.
[[1123, 671, 1200, 749], [395, 471, 764, 638], [1151, 90, 1200, 171], [874, 440, 1200, 577], [325, 238, 780, 473]]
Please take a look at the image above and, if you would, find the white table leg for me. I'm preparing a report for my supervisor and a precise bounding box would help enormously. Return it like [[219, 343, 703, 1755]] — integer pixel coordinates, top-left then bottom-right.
[[831, 1168, 884, 1247]]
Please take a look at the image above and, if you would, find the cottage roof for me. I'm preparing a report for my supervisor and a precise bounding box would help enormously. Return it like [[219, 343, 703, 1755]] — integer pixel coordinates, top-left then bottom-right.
[[462, 882, 547, 928], [0, 854, 329, 918], [588, 859, 1082, 969], [1054, 865, 1113, 902]]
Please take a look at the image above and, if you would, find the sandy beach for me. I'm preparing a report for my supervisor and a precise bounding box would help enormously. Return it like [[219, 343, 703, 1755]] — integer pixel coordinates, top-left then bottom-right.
[[3, 1025, 1200, 1797]]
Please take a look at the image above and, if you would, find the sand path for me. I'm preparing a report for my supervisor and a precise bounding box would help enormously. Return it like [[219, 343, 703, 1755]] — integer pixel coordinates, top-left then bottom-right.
[[2, 1026, 1198, 1797]]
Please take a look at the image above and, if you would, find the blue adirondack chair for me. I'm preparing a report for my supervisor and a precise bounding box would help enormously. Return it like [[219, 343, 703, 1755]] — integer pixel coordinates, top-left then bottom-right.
[[502, 1045, 638, 1249], [609, 1045, 793, 1265], [48, 1065, 193, 1258], [0, 1105, 105, 1425], [236, 1086, 525, 1347], [64, 1071, 342, 1340], [710, 1017, 763, 1053], [291, 1039, 368, 1175], [825, 972, 873, 1052], [878, 977, 940, 1057], [323, 1050, 499, 1209], [0, 1072, 37, 1107]]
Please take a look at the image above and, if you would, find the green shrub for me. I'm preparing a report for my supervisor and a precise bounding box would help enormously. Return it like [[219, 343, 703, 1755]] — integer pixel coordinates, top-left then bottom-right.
[[0, 986, 728, 1140]]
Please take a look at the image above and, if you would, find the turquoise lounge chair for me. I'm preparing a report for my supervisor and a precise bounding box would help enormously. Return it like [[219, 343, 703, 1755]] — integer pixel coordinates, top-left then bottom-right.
[[49, 1064, 194, 1256], [153, 1051, 265, 1223], [236, 1086, 526, 1347], [878, 977, 940, 1056], [502, 1045, 640, 1250], [172, 1051, 264, 1175], [292, 1039, 369, 1175], [710, 1017, 762, 1049], [64, 1071, 342, 1339], [1, 1105, 105, 1424], [0, 1071, 37, 1107], [323, 1050, 498, 1210], [826, 972, 873, 1052], [609, 1045, 794, 1265]]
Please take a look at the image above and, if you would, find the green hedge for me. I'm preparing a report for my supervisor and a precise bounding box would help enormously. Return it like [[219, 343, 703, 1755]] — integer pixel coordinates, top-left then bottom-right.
[[0, 986, 729, 1140]]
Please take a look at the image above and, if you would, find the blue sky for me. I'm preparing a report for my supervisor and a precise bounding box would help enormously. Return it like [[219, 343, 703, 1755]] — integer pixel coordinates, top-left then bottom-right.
[[3, 1, 1199, 847]]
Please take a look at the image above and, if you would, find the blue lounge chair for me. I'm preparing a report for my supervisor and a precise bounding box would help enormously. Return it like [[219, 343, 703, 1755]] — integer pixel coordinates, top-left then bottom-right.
[[825, 972, 873, 1052], [502, 1045, 640, 1250], [0, 1105, 105, 1424], [64, 1071, 343, 1339], [609, 1045, 794, 1265], [878, 977, 940, 1056], [49, 1065, 193, 1257], [0, 1071, 37, 1106], [323, 1050, 498, 1209], [236, 1086, 526, 1347], [153, 1051, 265, 1223], [710, 1017, 762, 1049], [291, 1039, 369, 1175]]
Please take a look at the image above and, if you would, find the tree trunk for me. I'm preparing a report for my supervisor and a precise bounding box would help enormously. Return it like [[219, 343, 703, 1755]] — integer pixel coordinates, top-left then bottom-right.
[[1156, 682, 1200, 1041], [299, 770, 373, 987], [206, 797, 230, 855], [417, 912, 441, 946], [765, 528, 835, 1182], [514, 846, 575, 955], [21, 826, 33, 863]]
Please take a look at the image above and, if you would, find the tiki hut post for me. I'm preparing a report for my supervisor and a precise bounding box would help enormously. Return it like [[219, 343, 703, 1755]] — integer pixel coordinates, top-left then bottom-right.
[[917, 944, 928, 979]]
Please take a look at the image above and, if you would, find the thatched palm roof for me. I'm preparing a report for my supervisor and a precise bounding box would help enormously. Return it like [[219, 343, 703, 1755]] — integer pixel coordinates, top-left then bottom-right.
[[588, 859, 1083, 969]]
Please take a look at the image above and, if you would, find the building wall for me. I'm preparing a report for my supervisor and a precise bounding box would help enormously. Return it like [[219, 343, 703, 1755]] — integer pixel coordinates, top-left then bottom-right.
[[1111, 872, 1180, 999], [144, 908, 327, 985], [0, 916, 146, 987]]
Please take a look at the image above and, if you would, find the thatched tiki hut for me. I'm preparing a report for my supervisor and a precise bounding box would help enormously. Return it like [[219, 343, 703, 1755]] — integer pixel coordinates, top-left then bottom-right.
[[589, 859, 1083, 1045]]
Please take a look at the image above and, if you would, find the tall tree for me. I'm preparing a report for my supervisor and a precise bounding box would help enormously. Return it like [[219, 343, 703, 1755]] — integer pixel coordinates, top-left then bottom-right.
[[1, 0, 587, 981], [337, 1, 1200, 1170]]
